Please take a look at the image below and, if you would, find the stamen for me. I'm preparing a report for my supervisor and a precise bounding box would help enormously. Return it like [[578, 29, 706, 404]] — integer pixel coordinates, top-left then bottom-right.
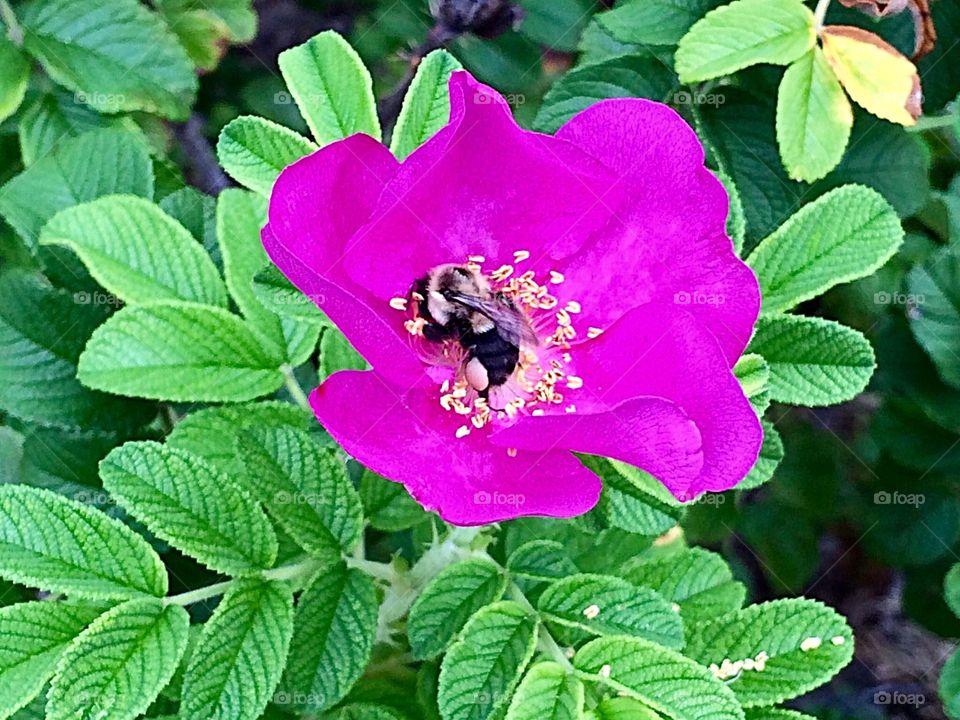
[[506, 447, 517, 457], [566, 376, 583, 389], [389, 297, 408, 311], [587, 327, 603, 339], [513, 250, 530, 262], [549, 271, 565, 284], [455, 425, 470, 439], [565, 301, 581, 314], [490, 264, 514, 281], [468, 254, 485, 264]]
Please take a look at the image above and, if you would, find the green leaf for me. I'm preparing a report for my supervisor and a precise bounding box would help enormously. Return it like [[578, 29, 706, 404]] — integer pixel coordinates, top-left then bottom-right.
[[0, 36, 29, 123], [940, 647, 960, 720], [100, 441, 278, 576], [283, 562, 378, 712], [533, 54, 677, 133], [40, 195, 228, 307], [326, 705, 406, 720], [391, 50, 462, 160], [506, 540, 578, 583], [157, 0, 256, 42], [591, 697, 665, 720], [78, 301, 285, 402], [946, 564, 960, 619], [165, 401, 314, 476], [158, 5, 231, 71], [319, 326, 367, 381], [504, 662, 583, 720], [585, 458, 683, 536], [181, 578, 294, 720], [599, 0, 723, 47], [16, 89, 138, 166], [0, 129, 153, 248], [0, 602, 103, 720], [623, 548, 746, 624], [744, 710, 817, 720], [358, 470, 428, 532], [908, 245, 960, 389], [279, 31, 382, 145], [408, 559, 507, 660], [695, 89, 803, 250], [47, 599, 189, 720], [20, 0, 197, 119], [574, 636, 743, 720], [747, 185, 903, 314], [438, 601, 539, 720], [810, 115, 930, 219], [160, 186, 220, 268], [217, 116, 316, 196], [217, 189, 277, 333], [0, 484, 166, 599], [675, 0, 815, 83], [538, 574, 684, 649], [0, 270, 153, 429], [684, 598, 853, 707], [776, 48, 852, 182], [747, 314, 875, 406], [253, 264, 329, 322], [235, 427, 363, 561], [738, 419, 784, 490]]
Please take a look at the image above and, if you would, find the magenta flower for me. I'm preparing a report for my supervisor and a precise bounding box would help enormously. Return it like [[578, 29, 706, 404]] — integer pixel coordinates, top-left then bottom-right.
[[263, 71, 762, 525]]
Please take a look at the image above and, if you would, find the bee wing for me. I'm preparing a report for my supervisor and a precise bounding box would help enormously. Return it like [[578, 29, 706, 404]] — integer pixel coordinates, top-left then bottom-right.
[[448, 292, 538, 347]]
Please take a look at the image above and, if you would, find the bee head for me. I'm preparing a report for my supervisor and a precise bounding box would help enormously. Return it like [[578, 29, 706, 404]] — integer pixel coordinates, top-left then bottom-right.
[[423, 264, 489, 325]]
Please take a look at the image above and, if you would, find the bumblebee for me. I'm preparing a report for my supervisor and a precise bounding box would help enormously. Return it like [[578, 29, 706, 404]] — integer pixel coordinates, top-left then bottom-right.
[[411, 264, 536, 399]]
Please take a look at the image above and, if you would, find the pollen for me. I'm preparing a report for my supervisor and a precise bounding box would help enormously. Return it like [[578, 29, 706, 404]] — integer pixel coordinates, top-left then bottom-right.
[[831, 636, 845, 646], [468, 254, 486, 264], [513, 250, 530, 263], [800, 637, 822, 652], [506, 447, 517, 457], [404, 318, 426, 336], [565, 300, 582, 314], [587, 327, 603, 339], [566, 375, 583, 389], [455, 425, 470, 439], [389, 297, 408, 311], [583, 604, 600, 619], [490, 264, 514, 281], [549, 270, 565, 284], [598, 664, 611, 678], [565, 405, 576, 413]]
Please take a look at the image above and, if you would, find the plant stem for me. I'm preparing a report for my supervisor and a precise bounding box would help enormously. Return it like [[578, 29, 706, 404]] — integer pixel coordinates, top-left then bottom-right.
[[813, 0, 832, 32], [506, 581, 577, 674], [346, 557, 398, 582], [909, 113, 958, 132], [0, 0, 23, 46], [281, 364, 312, 412], [163, 557, 324, 607]]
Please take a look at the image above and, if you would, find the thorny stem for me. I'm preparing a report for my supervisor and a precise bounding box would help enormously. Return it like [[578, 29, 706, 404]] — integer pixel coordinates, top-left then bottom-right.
[[163, 556, 324, 607], [813, 0, 832, 32], [0, 0, 22, 45], [281, 364, 312, 412]]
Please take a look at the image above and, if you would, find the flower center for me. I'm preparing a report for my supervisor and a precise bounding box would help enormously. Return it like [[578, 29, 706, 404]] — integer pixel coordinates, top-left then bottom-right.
[[389, 251, 598, 442]]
